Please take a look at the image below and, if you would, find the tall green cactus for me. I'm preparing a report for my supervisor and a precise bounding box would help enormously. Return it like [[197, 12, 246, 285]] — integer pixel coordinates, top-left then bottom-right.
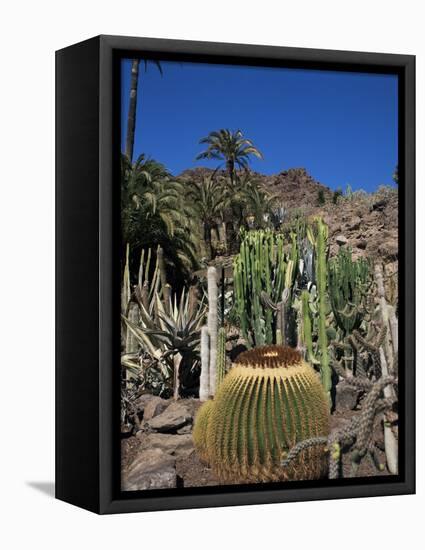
[[328, 247, 370, 335], [204, 345, 330, 483], [216, 327, 227, 391], [301, 289, 316, 365], [307, 218, 332, 405], [233, 230, 289, 347]]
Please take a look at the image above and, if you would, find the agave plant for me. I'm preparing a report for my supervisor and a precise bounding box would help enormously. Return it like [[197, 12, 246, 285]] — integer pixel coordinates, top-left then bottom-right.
[[123, 289, 207, 399]]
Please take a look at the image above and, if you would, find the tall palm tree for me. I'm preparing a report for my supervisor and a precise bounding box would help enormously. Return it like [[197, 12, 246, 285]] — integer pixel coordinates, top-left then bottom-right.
[[196, 129, 263, 186], [236, 175, 279, 229], [125, 59, 162, 162], [185, 176, 228, 259]]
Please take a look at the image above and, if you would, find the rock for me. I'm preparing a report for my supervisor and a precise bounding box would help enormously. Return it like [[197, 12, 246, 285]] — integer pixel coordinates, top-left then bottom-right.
[[336, 235, 348, 246], [142, 433, 194, 458], [372, 199, 387, 211], [133, 393, 157, 414], [143, 396, 169, 421], [378, 240, 398, 260], [121, 423, 133, 438], [177, 424, 192, 434], [348, 216, 361, 230], [122, 448, 176, 491], [336, 382, 360, 410], [146, 401, 193, 432]]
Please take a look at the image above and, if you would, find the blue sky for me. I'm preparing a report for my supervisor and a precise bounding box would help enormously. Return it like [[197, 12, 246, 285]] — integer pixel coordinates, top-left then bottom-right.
[[121, 59, 398, 192]]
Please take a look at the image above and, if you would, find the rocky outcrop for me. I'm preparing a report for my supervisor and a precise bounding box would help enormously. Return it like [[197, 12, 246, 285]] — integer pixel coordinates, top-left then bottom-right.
[[178, 166, 398, 265]]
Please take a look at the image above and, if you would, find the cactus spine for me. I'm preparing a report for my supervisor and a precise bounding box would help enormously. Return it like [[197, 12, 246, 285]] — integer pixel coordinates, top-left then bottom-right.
[[205, 346, 330, 483]]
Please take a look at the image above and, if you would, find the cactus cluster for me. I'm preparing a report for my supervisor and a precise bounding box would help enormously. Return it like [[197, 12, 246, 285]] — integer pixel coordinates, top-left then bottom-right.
[[194, 345, 330, 483], [233, 229, 297, 347], [328, 246, 370, 335]]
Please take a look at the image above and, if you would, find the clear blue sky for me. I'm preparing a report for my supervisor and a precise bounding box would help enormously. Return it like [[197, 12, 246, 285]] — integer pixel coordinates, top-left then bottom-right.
[[121, 59, 398, 192]]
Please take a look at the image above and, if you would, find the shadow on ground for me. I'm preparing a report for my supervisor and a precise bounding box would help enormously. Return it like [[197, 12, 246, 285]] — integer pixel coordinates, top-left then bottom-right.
[[26, 481, 55, 498]]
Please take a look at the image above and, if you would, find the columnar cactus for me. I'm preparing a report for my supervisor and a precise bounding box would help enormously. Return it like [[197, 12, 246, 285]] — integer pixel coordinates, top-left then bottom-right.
[[216, 326, 227, 391], [307, 218, 332, 405], [328, 247, 370, 335], [205, 346, 330, 483], [207, 266, 218, 394], [233, 230, 290, 347], [199, 326, 210, 401]]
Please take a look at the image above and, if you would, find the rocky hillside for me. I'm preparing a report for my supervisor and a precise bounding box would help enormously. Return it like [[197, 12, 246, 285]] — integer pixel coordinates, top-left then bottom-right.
[[178, 166, 398, 266]]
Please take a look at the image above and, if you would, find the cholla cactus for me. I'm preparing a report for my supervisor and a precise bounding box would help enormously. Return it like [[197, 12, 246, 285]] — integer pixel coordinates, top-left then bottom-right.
[[204, 346, 330, 483]]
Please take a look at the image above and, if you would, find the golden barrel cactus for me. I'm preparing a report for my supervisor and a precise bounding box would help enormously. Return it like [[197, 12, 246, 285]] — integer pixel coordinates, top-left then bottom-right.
[[193, 399, 215, 464], [205, 346, 330, 483]]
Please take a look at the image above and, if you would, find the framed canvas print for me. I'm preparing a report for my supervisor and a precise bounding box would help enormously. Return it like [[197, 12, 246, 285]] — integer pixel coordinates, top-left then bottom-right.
[[56, 35, 415, 514]]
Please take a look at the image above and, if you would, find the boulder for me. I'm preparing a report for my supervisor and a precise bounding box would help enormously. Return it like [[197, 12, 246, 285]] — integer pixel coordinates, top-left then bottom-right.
[[143, 396, 169, 421], [122, 448, 176, 491], [177, 424, 192, 435], [133, 393, 157, 414], [146, 401, 193, 432], [142, 433, 194, 458]]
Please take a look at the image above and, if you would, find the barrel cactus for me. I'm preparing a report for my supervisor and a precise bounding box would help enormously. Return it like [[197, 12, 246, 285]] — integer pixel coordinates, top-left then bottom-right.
[[193, 399, 215, 464], [205, 345, 330, 483]]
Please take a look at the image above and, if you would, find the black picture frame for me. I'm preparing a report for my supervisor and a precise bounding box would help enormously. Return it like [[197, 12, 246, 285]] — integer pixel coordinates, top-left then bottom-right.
[[56, 35, 415, 514]]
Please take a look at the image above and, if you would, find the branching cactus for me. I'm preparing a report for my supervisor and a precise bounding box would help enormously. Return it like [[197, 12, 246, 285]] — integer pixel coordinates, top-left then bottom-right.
[[328, 247, 370, 335], [233, 229, 294, 347], [205, 346, 330, 483]]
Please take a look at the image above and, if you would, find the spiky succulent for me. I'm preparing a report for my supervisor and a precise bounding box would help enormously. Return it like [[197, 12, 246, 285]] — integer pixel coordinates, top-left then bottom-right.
[[205, 346, 330, 483]]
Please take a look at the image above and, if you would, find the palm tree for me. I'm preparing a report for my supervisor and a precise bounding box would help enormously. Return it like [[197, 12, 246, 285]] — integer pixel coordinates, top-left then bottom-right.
[[196, 129, 263, 186], [121, 153, 199, 278], [185, 176, 228, 259], [236, 176, 279, 229], [125, 59, 162, 162]]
